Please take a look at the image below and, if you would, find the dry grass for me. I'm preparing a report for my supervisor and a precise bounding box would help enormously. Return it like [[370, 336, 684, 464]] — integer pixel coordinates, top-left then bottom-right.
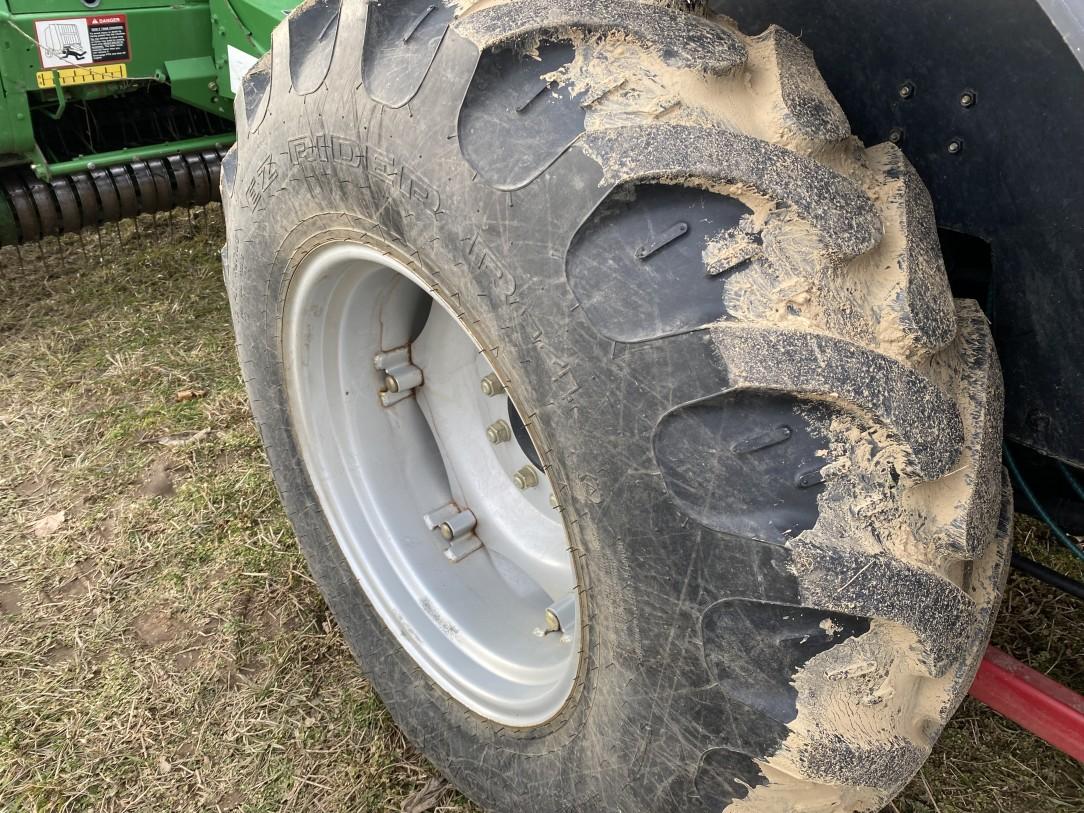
[[0, 211, 472, 812], [1, 210, 1081, 812]]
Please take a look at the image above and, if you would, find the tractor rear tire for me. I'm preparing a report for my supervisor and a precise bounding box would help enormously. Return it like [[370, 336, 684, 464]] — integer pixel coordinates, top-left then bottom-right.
[[222, 1, 1011, 810]]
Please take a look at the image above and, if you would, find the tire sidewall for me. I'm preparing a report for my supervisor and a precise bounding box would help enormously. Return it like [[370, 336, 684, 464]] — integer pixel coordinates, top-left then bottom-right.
[[225, 125, 653, 809]]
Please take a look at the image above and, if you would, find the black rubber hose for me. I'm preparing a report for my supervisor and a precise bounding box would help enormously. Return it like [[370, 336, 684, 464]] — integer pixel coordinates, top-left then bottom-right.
[[1011, 552, 1084, 601], [1044, 497, 1084, 537]]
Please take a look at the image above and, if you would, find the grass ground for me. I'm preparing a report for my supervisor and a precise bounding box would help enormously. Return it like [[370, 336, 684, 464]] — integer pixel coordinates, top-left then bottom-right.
[[1, 210, 1081, 812]]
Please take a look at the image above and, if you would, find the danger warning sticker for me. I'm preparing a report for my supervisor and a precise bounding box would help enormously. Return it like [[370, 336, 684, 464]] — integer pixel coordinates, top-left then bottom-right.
[[35, 15, 130, 70]]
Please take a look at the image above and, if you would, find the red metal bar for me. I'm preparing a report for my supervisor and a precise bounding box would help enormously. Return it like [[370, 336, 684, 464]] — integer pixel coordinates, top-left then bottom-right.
[[969, 645, 1084, 762]]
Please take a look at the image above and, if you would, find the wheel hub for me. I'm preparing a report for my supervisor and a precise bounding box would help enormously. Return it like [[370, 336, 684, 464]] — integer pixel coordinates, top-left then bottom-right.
[[283, 241, 580, 726]]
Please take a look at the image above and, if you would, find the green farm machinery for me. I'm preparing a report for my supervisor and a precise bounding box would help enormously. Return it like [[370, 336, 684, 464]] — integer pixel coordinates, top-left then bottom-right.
[[0, 0, 285, 243]]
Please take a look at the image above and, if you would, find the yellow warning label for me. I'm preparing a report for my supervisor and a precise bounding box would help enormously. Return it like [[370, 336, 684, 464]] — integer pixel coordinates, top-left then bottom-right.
[[36, 63, 127, 89]]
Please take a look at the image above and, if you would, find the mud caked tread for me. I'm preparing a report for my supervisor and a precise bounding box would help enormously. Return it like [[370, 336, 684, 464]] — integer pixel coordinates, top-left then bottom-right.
[[583, 124, 881, 259], [456, 0, 747, 74], [223, 2, 1010, 811], [710, 322, 965, 480], [753, 26, 850, 143], [788, 541, 978, 677], [910, 300, 1004, 561], [866, 143, 958, 356]]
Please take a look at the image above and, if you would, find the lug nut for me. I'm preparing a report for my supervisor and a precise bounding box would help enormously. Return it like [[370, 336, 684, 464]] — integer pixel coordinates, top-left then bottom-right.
[[898, 81, 915, 99], [480, 373, 505, 397], [513, 465, 539, 490], [947, 138, 964, 155], [960, 91, 976, 108], [486, 420, 512, 444]]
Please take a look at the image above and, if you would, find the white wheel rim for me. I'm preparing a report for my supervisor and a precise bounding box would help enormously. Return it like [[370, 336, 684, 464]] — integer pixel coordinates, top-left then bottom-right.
[[283, 241, 580, 726]]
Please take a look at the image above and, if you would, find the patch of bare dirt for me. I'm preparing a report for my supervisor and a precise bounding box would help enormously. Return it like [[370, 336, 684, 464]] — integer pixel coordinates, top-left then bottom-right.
[[52, 557, 98, 598], [138, 457, 176, 499], [30, 510, 65, 538], [131, 608, 188, 648], [0, 581, 24, 615]]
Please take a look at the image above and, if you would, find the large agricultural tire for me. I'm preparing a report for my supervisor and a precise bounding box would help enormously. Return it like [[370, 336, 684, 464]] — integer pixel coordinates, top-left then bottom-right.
[[221, 1, 1012, 810]]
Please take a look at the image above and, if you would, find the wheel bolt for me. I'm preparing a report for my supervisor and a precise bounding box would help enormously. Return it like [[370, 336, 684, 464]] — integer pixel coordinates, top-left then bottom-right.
[[544, 609, 562, 632], [513, 465, 539, 490], [437, 509, 476, 541], [486, 420, 512, 444], [384, 367, 422, 393], [480, 373, 505, 397], [375, 349, 423, 406], [380, 363, 422, 395], [544, 593, 578, 634]]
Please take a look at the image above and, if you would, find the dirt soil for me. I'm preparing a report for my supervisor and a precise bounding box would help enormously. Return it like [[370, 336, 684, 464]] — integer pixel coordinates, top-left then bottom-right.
[[1, 209, 1081, 812]]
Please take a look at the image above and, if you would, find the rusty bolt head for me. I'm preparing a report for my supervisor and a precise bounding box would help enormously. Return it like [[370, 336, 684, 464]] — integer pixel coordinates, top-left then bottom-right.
[[480, 373, 505, 397], [513, 466, 539, 490], [486, 420, 512, 445]]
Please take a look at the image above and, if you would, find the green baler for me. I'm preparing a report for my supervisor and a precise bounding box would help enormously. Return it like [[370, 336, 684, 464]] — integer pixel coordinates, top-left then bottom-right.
[[0, 0, 288, 243]]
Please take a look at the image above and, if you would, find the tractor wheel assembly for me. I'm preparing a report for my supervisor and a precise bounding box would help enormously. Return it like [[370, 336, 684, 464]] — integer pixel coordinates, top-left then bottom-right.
[[222, 1, 1011, 810]]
